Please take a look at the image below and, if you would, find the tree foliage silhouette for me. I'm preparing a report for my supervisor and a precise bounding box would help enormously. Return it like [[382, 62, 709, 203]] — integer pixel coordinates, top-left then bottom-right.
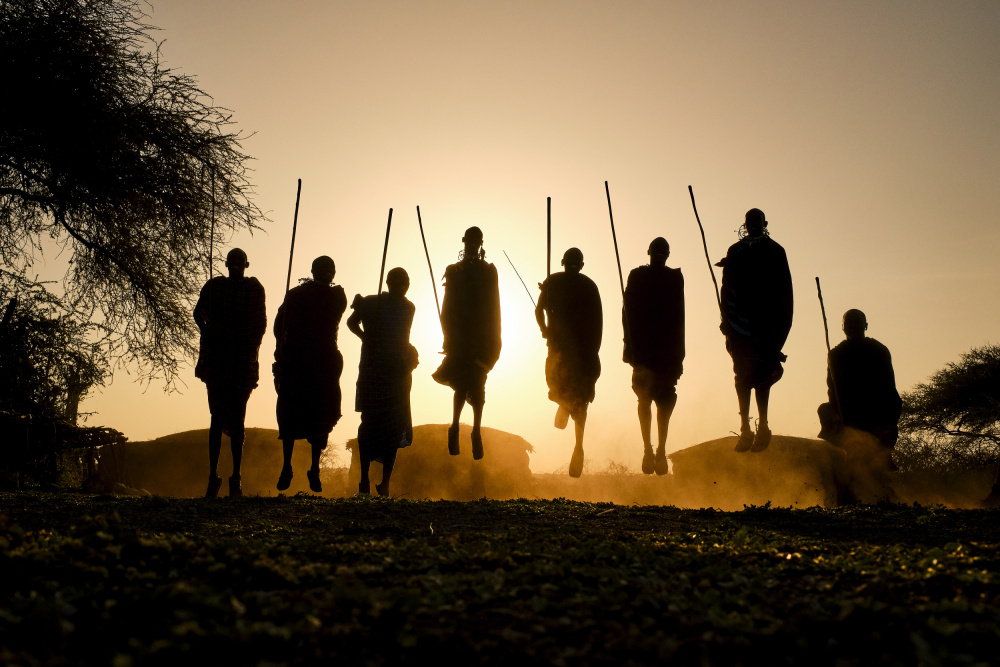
[[0, 0, 264, 385], [0, 270, 109, 420], [896, 344, 1000, 472]]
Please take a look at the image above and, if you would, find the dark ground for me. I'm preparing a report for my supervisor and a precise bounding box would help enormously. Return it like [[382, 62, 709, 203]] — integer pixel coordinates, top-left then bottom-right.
[[1, 492, 999, 665]]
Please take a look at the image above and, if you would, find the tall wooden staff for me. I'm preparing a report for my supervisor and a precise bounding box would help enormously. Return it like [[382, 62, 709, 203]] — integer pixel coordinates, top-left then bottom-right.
[[816, 276, 842, 416], [285, 179, 302, 295], [687, 185, 722, 313], [546, 196, 552, 279], [416, 206, 442, 323], [209, 167, 216, 281], [604, 181, 634, 352], [277, 179, 303, 375], [378, 208, 393, 294]]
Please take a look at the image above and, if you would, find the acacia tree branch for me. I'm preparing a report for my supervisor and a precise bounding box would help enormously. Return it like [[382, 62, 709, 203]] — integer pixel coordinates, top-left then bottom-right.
[[0, 187, 56, 206]]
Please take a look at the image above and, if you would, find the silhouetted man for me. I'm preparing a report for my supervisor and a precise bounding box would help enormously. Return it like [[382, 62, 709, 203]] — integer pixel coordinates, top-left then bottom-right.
[[536, 248, 602, 478], [194, 248, 266, 498], [624, 237, 684, 475], [347, 267, 419, 497], [273, 255, 347, 493], [717, 208, 793, 452], [818, 309, 902, 453], [432, 226, 501, 460]]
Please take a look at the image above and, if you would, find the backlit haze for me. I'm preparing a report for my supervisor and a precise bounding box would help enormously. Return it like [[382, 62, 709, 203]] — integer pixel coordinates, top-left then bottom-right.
[[70, 1, 998, 473]]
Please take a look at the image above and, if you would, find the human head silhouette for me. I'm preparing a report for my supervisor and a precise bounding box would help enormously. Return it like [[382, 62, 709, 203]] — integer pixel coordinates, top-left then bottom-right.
[[311, 256, 336, 284], [386, 267, 410, 296], [843, 309, 867, 340], [648, 237, 669, 266], [561, 247, 584, 274], [225, 248, 248, 279], [744, 208, 767, 238], [462, 226, 483, 259]]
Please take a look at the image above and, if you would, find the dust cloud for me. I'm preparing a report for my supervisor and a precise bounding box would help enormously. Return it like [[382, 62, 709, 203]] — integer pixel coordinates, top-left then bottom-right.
[[90, 424, 990, 508]]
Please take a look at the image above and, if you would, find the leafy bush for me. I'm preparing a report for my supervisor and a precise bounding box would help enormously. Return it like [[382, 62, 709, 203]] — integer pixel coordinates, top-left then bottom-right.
[[897, 344, 1000, 477]]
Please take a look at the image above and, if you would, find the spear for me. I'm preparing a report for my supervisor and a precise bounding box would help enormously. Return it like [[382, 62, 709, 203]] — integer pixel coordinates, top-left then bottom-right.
[[285, 179, 302, 295], [687, 185, 722, 313], [604, 181, 634, 353], [378, 208, 393, 294], [416, 206, 442, 323]]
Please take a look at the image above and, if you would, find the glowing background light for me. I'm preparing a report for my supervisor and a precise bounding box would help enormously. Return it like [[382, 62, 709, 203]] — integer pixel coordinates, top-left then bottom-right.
[[72, 1, 998, 473]]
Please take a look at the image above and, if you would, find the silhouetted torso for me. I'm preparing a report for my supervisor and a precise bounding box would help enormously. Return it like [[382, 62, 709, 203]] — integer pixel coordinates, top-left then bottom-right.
[[719, 235, 793, 356], [273, 280, 347, 440], [829, 336, 901, 438], [194, 275, 267, 393], [439, 256, 502, 367], [623, 264, 684, 378], [538, 271, 602, 412], [352, 292, 418, 460]]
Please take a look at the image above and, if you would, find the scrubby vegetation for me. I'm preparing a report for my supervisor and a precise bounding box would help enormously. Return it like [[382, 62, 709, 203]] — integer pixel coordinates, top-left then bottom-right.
[[1, 492, 999, 665], [897, 344, 1000, 482]]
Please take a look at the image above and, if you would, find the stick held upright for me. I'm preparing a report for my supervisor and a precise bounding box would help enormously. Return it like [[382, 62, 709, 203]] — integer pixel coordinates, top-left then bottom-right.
[[816, 276, 842, 418], [209, 167, 216, 281], [688, 185, 722, 314], [605, 181, 634, 352], [378, 208, 393, 294], [285, 179, 302, 295], [416, 206, 442, 324], [546, 196, 551, 279]]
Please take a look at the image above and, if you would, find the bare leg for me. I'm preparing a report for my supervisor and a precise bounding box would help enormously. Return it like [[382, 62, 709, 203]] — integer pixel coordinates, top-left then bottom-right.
[[472, 402, 484, 432], [734, 382, 754, 452], [305, 437, 325, 492], [637, 400, 654, 474], [230, 433, 244, 477], [566, 408, 586, 478], [359, 448, 371, 494], [376, 448, 398, 496], [277, 439, 295, 491], [448, 391, 465, 456], [205, 417, 224, 497], [656, 395, 676, 453], [751, 386, 773, 452], [228, 428, 245, 497], [471, 402, 485, 460], [573, 410, 587, 450], [452, 391, 465, 427], [637, 400, 653, 451], [755, 386, 770, 430], [554, 405, 570, 429], [208, 417, 223, 478], [736, 383, 752, 430], [653, 395, 676, 475], [310, 438, 324, 473]]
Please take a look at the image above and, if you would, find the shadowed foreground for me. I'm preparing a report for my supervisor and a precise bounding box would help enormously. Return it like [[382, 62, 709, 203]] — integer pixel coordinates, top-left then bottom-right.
[[1, 492, 999, 665]]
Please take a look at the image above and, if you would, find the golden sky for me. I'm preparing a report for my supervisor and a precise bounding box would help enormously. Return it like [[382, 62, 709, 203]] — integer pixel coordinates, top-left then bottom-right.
[[78, 0, 999, 473]]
